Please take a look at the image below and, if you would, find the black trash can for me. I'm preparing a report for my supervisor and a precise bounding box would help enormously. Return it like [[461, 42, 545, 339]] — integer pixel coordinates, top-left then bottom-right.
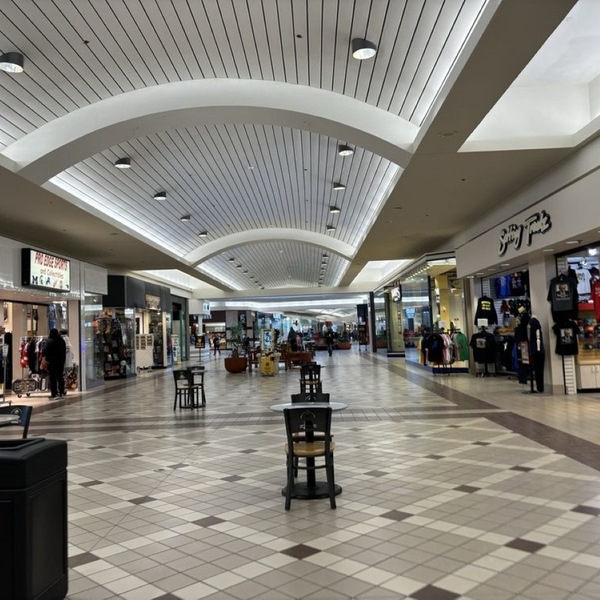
[[0, 438, 68, 600]]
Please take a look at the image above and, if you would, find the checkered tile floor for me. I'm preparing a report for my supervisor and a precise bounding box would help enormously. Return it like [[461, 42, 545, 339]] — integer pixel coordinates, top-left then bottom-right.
[[19, 350, 600, 599]]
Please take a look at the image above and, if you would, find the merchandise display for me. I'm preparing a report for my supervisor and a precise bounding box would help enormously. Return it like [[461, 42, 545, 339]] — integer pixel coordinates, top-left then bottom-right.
[[547, 273, 578, 321], [474, 295, 498, 325], [97, 316, 134, 378]]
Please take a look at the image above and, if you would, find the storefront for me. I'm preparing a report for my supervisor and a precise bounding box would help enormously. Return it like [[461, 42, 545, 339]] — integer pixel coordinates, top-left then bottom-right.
[[394, 253, 468, 373], [102, 275, 172, 376], [456, 137, 600, 394], [0, 237, 107, 398]]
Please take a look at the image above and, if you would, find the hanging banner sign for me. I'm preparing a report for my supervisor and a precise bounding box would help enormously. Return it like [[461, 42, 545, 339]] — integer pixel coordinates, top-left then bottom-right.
[[21, 248, 71, 291], [498, 210, 552, 256]]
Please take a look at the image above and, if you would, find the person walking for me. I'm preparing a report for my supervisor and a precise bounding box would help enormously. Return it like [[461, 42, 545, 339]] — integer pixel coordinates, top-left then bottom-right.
[[212, 334, 221, 356], [325, 327, 335, 357], [46, 328, 67, 399]]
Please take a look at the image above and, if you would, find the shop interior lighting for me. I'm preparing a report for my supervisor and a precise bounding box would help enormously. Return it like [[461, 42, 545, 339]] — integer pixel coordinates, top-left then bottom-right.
[[565, 239, 581, 245], [153, 191, 167, 201], [333, 182, 346, 191], [588, 247, 598, 256], [326, 225, 336, 232], [197, 231, 208, 237], [351, 39, 377, 60], [329, 206, 341, 214], [0, 52, 24, 73], [338, 144, 354, 156], [114, 157, 131, 169], [179, 214, 191, 221]]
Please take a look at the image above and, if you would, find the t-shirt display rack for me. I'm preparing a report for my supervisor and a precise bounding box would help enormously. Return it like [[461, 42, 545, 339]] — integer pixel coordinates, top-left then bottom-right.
[[475, 271, 532, 384], [13, 336, 49, 397]]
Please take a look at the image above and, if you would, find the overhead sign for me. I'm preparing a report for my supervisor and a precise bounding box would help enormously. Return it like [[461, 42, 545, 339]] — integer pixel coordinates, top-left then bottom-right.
[[21, 248, 71, 291], [145, 294, 160, 310], [498, 210, 552, 256]]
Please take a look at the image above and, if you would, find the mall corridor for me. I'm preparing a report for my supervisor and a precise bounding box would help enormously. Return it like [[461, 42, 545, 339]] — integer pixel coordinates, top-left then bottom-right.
[[23, 348, 600, 600]]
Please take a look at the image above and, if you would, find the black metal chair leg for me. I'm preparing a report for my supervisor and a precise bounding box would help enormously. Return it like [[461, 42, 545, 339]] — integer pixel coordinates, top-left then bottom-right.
[[285, 455, 294, 510]]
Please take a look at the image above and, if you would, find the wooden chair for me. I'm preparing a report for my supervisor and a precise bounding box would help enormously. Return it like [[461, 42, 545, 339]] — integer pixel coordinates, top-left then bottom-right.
[[188, 366, 207, 406], [300, 363, 322, 394], [172, 369, 199, 410], [283, 405, 336, 510], [0, 405, 33, 438]]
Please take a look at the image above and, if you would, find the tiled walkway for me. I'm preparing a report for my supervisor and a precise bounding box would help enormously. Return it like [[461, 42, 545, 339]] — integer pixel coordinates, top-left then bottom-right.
[[21, 349, 600, 599]]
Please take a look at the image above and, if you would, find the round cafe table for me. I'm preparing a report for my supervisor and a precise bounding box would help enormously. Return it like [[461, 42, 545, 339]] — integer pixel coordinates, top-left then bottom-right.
[[270, 401, 347, 500], [0, 415, 19, 428]]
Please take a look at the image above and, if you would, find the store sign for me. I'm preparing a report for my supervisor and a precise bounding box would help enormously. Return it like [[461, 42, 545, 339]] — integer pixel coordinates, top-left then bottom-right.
[[498, 210, 552, 256], [21, 248, 71, 291], [145, 294, 160, 310]]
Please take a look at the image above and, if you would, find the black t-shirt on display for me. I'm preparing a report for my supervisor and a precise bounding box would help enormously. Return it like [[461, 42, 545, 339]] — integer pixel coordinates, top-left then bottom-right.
[[552, 321, 579, 356], [547, 275, 578, 321], [474, 296, 498, 326]]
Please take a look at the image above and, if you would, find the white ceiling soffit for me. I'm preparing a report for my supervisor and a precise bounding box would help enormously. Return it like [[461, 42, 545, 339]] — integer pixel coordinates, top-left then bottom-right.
[[133, 269, 217, 293], [462, 0, 600, 152], [351, 259, 413, 286], [197, 240, 350, 291]]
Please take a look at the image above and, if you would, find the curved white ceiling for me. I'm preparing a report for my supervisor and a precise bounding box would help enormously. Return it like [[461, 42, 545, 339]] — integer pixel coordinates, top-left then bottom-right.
[[3, 79, 417, 185], [187, 228, 355, 266]]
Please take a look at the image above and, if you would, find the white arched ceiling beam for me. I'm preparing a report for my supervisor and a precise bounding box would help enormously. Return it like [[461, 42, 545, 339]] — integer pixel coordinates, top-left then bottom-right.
[[186, 229, 355, 267], [2, 79, 417, 185]]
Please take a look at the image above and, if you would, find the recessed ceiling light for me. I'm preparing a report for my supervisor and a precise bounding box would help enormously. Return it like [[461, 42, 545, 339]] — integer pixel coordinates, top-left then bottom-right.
[[333, 182, 345, 191], [542, 248, 555, 252], [338, 144, 354, 156], [236, 265, 242, 269], [588, 248, 598, 256], [0, 52, 24, 73], [154, 191, 167, 201], [197, 231, 208, 237], [180, 214, 191, 221], [487, 268, 495, 271], [467, 275, 474, 279], [114, 157, 131, 169], [247, 165, 254, 170], [228, 257, 235, 262], [475, 272, 485, 275], [500, 263, 510, 267], [326, 225, 336, 232], [243, 270, 248, 273], [351, 38, 377, 60], [565, 240, 581, 245], [329, 206, 341, 214]]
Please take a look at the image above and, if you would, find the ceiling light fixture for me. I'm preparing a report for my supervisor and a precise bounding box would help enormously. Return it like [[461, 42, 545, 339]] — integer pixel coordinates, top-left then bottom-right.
[[589, 248, 598, 256], [114, 157, 131, 169], [351, 38, 377, 60], [180, 214, 191, 222], [236, 265, 242, 269], [0, 52, 24, 73], [326, 224, 336, 232], [542, 248, 555, 252], [228, 257, 235, 262], [329, 206, 341, 214], [153, 191, 167, 201], [565, 240, 581, 245], [197, 231, 208, 237], [338, 144, 354, 156], [333, 182, 345, 191]]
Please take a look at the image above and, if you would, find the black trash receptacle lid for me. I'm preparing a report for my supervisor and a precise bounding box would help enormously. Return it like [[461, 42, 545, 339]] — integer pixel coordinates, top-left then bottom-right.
[[0, 438, 67, 489]]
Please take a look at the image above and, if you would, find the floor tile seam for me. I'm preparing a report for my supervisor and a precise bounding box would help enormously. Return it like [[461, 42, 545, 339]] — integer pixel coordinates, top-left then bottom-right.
[[29, 412, 502, 434], [363, 352, 501, 412]]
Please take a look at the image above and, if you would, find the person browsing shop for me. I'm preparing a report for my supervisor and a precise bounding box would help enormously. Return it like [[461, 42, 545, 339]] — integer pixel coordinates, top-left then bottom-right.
[[46, 328, 67, 399]]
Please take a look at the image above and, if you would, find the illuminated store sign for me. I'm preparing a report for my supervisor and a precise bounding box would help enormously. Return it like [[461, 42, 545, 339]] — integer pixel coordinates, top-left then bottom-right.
[[21, 248, 71, 291], [498, 210, 552, 257]]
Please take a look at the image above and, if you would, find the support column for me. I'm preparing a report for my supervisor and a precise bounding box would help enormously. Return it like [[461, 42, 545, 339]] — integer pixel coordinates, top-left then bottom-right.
[[369, 292, 377, 353]]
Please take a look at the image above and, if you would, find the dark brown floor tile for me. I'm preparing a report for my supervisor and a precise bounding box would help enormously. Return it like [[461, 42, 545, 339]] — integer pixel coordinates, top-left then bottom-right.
[[167, 463, 188, 469], [222, 474, 245, 482], [454, 485, 480, 494], [380, 510, 413, 522], [154, 595, 181, 600], [365, 470, 389, 477], [406, 434, 421, 438], [240, 449, 257, 453], [124, 453, 143, 458], [472, 441, 491, 446], [79, 480, 103, 487], [69, 552, 100, 568], [424, 454, 445, 460], [87, 445, 105, 450], [194, 516, 225, 527], [505, 538, 545, 553], [411, 584, 460, 600], [129, 496, 157, 505], [446, 425, 462, 428], [572, 505, 600, 516], [510, 466, 534, 472], [280, 544, 321, 559]]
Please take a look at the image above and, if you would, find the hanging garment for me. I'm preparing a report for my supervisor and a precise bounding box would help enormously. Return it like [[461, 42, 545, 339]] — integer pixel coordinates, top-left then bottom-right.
[[474, 296, 498, 326], [427, 334, 445, 364], [469, 331, 496, 364], [527, 317, 544, 356], [593, 279, 600, 321], [547, 274, 578, 321], [575, 267, 592, 295], [551, 321, 579, 356], [453, 332, 470, 361]]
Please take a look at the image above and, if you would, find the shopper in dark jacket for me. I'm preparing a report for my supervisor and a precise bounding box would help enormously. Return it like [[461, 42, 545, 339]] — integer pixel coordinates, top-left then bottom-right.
[[46, 328, 67, 399]]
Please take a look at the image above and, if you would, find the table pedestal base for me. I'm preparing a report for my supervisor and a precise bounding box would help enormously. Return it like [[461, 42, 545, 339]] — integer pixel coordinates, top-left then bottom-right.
[[282, 482, 342, 499]]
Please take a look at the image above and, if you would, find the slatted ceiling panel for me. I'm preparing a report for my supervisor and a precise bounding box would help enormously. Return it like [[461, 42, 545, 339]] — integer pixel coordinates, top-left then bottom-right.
[[205, 241, 349, 289]]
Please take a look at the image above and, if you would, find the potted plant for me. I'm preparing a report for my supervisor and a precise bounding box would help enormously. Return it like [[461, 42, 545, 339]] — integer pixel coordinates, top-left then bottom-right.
[[338, 330, 352, 350], [224, 323, 248, 373]]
